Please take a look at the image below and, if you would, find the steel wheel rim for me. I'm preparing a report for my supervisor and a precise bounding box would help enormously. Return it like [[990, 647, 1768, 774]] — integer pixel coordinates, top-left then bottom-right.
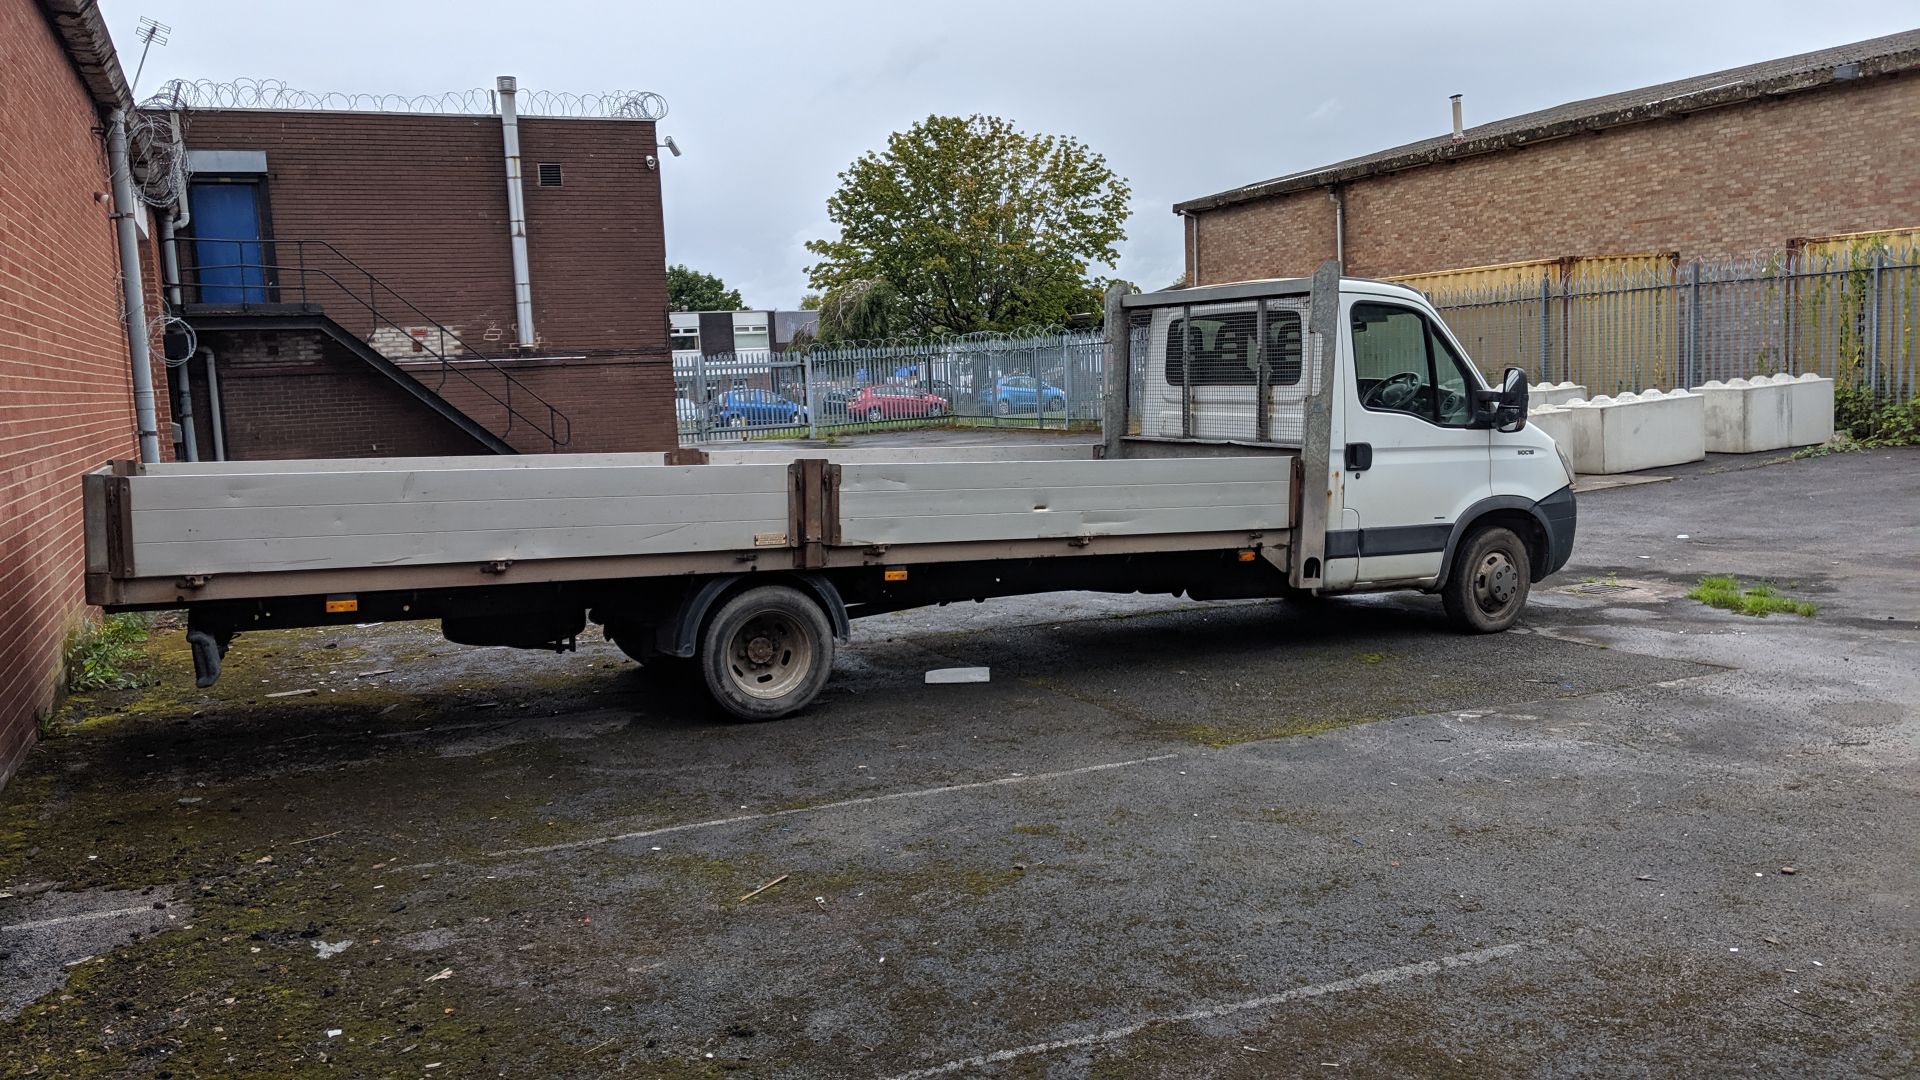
[[726, 609, 814, 700], [1472, 550, 1520, 612]]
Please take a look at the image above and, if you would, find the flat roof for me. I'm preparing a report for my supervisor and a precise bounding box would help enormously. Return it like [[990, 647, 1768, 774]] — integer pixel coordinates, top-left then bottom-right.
[[1175, 29, 1920, 215]]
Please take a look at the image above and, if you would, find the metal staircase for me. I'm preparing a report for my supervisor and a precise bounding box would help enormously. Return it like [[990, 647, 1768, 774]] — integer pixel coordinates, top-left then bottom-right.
[[176, 238, 571, 453]]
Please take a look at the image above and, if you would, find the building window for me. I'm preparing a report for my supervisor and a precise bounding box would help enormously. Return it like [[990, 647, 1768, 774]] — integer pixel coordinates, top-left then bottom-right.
[[733, 322, 770, 351], [537, 162, 563, 187], [671, 330, 700, 351]]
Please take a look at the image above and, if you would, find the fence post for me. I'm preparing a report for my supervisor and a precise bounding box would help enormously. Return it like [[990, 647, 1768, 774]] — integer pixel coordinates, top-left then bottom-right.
[[803, 349, 819, 439], [692, 350, 709, 442], [1867, 249, 1883, 394], [1686, 261, 1701, 389], [1059, 334, 1071, 431], [1536, 277, 1550, 383]]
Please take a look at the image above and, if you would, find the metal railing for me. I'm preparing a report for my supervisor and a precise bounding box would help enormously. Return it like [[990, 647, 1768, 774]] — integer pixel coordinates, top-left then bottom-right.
[[1424, 244, 1920, 400], [176, 238, 571, 449], [675, 334, 1104, 444]]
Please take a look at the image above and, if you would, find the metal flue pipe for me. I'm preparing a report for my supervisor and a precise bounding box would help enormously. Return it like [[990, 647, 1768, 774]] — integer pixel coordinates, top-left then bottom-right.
[[107, 107, 162, 462], [1450, 94, 1464, 141], [497, 75, 536, 346]]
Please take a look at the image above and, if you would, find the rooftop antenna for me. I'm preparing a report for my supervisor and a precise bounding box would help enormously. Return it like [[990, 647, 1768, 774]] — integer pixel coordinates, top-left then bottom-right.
[[131, 16, 171, 94]]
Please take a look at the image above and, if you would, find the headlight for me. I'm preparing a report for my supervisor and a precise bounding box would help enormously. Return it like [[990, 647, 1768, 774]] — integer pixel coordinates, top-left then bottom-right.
[[1555, 442, 1576, 485]]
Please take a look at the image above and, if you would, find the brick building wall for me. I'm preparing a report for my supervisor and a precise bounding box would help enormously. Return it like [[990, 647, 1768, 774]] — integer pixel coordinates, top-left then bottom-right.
[[1189, 75, 1920, 284], [426, 356, 678, 455], [182, 330, 489, 460], [0, 0, 172, 787], [173, 108, 676, 456], [179, 109, 670, 351]]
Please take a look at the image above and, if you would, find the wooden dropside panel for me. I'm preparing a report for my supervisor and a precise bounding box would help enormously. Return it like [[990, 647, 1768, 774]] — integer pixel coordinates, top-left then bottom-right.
[[835, 457, 1292, 547], [123, 462, 794, 577]]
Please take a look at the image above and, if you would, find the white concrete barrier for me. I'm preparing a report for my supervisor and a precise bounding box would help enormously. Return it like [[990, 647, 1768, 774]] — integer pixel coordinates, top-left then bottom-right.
[[1525, 403, 1576, 451], [1690, 372, 1835, 452], [1695, 377, 1792, 454], [1529, 381, 1588, 408], [1562, 389, 1706, 474], [1785, 373, 1835, 447]]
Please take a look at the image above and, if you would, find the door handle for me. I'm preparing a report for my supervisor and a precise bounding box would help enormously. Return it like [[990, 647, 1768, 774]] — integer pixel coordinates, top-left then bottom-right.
[[1344, 443, 1373, 472]]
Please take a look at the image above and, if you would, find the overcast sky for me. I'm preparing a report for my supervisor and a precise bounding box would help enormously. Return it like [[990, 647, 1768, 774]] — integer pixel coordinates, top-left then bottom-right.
[[101, 1, 1915, 309]]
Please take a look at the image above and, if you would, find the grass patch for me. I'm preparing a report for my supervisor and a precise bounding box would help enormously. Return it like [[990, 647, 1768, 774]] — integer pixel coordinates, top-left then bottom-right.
[[1687, 576, 1817, 618], [63, 613, 155, 693]]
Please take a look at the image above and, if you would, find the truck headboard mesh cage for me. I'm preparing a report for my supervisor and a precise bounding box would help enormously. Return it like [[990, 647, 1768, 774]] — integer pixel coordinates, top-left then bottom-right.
[[1124, 297, 1316, 446]]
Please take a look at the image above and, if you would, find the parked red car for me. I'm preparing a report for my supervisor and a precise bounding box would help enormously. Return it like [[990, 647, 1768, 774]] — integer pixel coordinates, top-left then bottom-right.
[[848, 384, 949, 421]]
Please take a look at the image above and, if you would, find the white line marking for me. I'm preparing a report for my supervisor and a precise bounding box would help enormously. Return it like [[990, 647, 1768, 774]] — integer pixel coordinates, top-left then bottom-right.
[[484, 754, 1180, 859], [880, 942, 1536, 1080], [2, 905, 159, 932]]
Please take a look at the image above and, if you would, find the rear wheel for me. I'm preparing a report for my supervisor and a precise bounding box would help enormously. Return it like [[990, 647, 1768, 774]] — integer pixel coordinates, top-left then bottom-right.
[[606, 624, 699, 685], [994, 398, 1011, 416], [699, 585, 834, 720], [1046, 395, 1066, 414], [1441, 525, 1531, 632]]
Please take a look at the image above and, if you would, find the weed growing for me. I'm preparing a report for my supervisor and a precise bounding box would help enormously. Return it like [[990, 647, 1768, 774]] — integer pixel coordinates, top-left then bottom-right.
[[1687, 575, 1817, 618]]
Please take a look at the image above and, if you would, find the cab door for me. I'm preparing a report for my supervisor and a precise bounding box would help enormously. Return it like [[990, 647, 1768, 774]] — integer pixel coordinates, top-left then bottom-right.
[[1339, 299, 1492, 584]]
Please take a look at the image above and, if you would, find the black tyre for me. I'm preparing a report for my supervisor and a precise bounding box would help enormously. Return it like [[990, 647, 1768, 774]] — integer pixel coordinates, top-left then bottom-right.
[[1441, 525, 1531, 632], [699, 585, 834, 721], [1046, 395, 1066, 414], [868, 406, 885, 422], [994, 398, 1011, 416]]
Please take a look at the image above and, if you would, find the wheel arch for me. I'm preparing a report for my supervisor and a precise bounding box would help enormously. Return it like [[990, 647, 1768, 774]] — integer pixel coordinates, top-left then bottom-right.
[[1436, 497, 1553, 587], [657, 572, 851, 659]]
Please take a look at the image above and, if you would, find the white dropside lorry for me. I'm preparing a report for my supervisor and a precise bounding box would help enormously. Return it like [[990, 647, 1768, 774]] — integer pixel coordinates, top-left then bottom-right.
[[85, 265, 1577, 719]]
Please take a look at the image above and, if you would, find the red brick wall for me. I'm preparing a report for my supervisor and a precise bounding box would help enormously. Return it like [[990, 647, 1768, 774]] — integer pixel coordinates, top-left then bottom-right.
[[1190, 75, 1920, 283], [178, 110, 670, 360], [186, 330, 490, 459], [427, 354, 678, 454], [0, 0, 172, 787]]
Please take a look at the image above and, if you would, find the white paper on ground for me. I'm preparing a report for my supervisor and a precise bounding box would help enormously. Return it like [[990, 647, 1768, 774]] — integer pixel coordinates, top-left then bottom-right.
[[925, 667, 991, 684]]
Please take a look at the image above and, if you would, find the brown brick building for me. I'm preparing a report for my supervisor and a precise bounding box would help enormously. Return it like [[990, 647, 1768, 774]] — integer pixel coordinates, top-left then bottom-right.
[[160, 84, 677, 458], [1174, 31, 1920, 285], [2, 0, 176, 786]]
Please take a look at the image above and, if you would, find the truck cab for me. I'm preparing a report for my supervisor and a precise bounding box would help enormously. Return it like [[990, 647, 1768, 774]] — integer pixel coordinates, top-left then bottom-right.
[[1123, 268, 1575, 628]]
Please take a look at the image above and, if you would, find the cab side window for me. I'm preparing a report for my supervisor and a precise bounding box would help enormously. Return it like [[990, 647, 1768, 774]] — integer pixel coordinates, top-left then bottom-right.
[[1350, 302, 1479, 427]]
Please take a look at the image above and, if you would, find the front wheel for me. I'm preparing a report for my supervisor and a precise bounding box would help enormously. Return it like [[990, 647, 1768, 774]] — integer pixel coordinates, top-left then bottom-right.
[[1441, 525, 1532, 632], [867, 406, 885, 422], [699, 585, 835, 720], [1045, 396, 1066, 414]]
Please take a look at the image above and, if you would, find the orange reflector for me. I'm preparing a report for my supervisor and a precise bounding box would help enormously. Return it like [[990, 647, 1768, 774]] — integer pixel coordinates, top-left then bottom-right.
[[883, 567, 909, 582], [1237, 550, 1257, 563], [324, 596, 359, 613]]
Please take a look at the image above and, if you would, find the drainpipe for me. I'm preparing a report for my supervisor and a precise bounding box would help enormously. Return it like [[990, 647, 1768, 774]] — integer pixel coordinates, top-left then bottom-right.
[[1184, 212, 1199, 286], [159, 212, 184, 306], [199, 346, 227, 461], [174, 354, 199, 461], [497, 75, 536, 347], [1328, 187, 1346, 273], [108, 107, 162, 463]]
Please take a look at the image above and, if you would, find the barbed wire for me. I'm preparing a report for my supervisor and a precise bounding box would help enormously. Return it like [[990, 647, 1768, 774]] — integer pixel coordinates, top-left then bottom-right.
[[141, 78, 667, 120]]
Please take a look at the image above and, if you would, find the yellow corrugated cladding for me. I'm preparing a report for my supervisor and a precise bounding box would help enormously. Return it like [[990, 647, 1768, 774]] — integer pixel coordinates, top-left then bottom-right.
[[1794, 226, 1920, 264], [1388, 258, 1563, 294]]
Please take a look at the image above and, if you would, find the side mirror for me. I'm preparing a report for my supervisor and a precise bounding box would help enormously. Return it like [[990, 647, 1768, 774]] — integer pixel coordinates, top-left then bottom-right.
[[1481, 367, 1528, 430]]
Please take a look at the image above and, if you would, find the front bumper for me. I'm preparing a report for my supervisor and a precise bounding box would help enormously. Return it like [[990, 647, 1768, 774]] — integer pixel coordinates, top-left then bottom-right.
[[1535, 484, 1577, 578]]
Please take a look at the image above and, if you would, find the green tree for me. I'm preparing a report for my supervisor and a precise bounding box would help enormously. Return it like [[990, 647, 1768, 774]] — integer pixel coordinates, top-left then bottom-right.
[[667, 264, 745, 311], [805, 114, 1130, 338], [798, 293, 823, 310]]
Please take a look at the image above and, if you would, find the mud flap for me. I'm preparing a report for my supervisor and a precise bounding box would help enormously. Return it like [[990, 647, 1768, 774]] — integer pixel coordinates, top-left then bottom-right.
[[187, 627, 230, 688]]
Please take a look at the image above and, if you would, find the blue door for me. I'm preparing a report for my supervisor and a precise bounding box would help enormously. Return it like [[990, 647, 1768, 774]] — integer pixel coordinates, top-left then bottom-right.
[[190, 182, 269, 303]]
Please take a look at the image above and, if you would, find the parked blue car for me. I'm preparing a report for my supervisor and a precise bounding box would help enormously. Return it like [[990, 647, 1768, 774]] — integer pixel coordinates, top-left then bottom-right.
[[713, 389, 807, 427], [980, 376, 1067, 415]]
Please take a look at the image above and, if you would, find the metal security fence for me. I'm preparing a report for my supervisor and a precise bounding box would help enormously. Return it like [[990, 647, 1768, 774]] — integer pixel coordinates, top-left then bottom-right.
[[674, 334, 1103, 444], [1425, 244, 1920, 400]]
